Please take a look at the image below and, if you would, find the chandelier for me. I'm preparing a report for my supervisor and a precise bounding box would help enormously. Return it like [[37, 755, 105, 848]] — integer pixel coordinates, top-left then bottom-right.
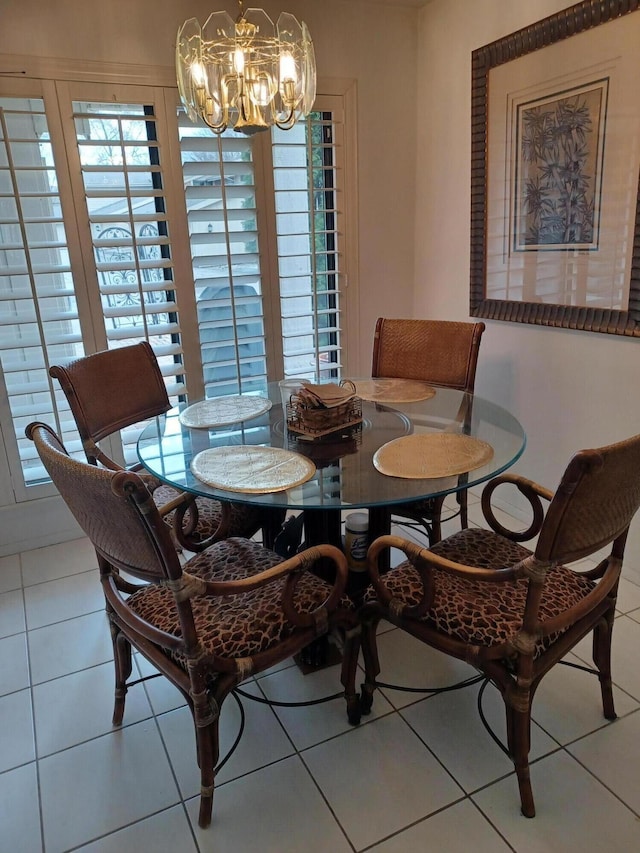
[[176, 1, 316, 135]]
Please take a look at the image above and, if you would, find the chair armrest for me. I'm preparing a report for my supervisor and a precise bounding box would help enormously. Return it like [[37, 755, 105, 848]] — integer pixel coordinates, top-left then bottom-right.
[[181, 543, 350, 629], [171, 496, 233, 550], [366, 536, 436, 617], [367, 534, 525, 619], [480, 474, 554, 542], [85, 438, 124, 472], [130, 472, 201, 539], [130, 477, 218, 548], [129, 462, 164, 490]]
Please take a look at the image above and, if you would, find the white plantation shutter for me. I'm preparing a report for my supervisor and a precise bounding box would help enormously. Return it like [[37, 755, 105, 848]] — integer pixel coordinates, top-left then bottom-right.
[[0, 71, 354, 499], [0, 93, 86, 489], [177, 114, 268, 397], [175, 101, 344, 394], [65, 94, 189, 465], [272, 106, 343, 380], [71, 99, 184, 369]]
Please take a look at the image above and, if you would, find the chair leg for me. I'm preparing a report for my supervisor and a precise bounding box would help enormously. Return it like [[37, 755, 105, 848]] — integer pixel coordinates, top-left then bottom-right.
[[197, 732, 215, 829], [359, 616, 381, 716], [192, 694, 221, 829], [427, 494, 446, 545], [458, 490, 469, 530], [341, 625, 363, 725], [505, 685, 535, 818], [593, 612, 617, 720], [429, 515, 442, 546], [110, 622, 132, 726]]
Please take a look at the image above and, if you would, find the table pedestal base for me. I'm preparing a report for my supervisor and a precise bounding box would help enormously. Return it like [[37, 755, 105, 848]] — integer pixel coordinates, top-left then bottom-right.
[[273, 506, 392, 671]]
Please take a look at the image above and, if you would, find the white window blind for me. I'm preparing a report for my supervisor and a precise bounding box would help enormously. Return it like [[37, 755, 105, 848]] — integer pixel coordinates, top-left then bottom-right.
[[69, 97, 187, 465], [177, 113, 268, 398], [176, 104, 344, 394], [272, 109, 342, 380], [0, 75, 353, 498], [0, 95, 85, 487]]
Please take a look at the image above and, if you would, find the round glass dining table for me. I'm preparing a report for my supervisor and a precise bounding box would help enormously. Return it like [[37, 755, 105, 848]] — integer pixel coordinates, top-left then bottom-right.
[[137, 381, 526, 557]]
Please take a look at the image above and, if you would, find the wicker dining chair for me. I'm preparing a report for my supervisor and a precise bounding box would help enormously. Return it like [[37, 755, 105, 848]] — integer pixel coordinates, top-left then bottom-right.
[[26, 421, 359, 829], [348, 433, 640, 817], [371, 318, 486, 543], [49, 342, 284, 551]]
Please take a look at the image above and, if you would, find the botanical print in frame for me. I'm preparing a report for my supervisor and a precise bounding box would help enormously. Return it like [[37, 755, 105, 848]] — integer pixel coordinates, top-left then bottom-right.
[[513, 80, 608, 253], [470, 0, 640, 336]]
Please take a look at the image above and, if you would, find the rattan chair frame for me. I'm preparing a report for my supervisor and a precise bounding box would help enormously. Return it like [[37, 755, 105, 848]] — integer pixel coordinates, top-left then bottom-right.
[[26, 421, 360, 829], [371, 318, 486, 543], [347, 433, 640, 817]]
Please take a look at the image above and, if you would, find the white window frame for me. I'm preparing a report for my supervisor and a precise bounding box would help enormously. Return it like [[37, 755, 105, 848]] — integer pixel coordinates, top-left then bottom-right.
[[0, 53, 359, 506]]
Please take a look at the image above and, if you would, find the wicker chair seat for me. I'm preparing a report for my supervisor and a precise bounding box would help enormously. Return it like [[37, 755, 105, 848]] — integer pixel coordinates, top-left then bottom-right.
[[128, 537, 355, 664], [365, 529, 595, 655]]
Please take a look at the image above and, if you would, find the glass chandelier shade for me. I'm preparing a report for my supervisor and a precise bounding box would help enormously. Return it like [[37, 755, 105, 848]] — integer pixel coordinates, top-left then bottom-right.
[[176, 3, 316, 135]]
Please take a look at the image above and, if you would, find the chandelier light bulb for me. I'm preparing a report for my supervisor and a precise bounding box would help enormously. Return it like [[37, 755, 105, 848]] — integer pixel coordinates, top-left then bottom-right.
[[190, 61, 206, 87], [279, 51, 296, 83], [233, 48, 245, 75]]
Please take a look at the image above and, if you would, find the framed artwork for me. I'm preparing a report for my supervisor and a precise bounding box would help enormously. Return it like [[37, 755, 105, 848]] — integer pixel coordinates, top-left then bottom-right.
[[470, 0, 640, 336]]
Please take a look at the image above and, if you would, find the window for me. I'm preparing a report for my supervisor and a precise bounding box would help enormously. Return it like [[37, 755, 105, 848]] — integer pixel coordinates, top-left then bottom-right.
[[70, 96, 188, 466], [0, 73, 355, 498], [177, 115, 268, 398], [272, 109, 343, 380], [0, 91, 85, 488], [176, 100, 345, 395]]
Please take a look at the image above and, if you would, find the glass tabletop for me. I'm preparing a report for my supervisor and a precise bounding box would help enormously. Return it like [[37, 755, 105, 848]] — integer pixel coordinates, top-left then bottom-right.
[[137, 383, 526, 511]]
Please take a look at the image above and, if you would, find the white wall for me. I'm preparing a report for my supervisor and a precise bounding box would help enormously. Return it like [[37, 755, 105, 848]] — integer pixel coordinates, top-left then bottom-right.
[[0, 0, 419, 553], [415, 0, 640, 578]]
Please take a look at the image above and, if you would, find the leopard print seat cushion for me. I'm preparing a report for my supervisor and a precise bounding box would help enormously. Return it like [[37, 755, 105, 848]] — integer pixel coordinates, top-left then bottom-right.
[[366, 528, 595, 656], [150, 482, 264, 540], [127, 537, 354, 666]]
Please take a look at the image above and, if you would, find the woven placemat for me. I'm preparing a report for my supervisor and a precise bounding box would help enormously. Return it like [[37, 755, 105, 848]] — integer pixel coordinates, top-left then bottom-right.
[[179, 395, 272, 429], [373, 433, 494, 479], [191, 445, 316, 493], [355, 378, 436, 403]]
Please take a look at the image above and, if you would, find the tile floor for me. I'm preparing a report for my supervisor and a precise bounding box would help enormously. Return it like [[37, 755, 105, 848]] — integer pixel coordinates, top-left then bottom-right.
[[2, 497, 640, 852]]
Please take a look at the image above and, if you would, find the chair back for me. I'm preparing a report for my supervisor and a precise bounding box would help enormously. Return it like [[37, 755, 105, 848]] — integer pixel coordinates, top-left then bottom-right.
[[536, 433, 640, 565], [371, 318, 485, 391], [49, 342, 170, 465], [25, 421, 180, 586]]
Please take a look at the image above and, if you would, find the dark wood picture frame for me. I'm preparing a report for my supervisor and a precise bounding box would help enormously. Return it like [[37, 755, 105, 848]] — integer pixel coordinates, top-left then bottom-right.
[[470, 0, 640, 336]]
